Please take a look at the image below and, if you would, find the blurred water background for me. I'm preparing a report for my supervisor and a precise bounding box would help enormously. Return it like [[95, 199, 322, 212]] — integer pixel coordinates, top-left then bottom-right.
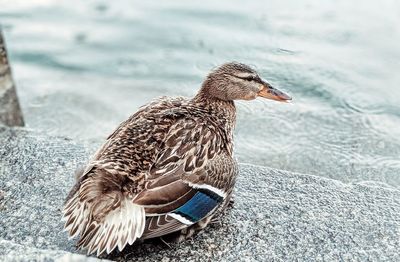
[[1, 0, 400, 187]]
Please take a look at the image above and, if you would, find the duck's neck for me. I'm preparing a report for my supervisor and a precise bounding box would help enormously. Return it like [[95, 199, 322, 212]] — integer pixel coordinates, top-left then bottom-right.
[[193, 90, 233, 107], [192, 89, 236, 152], [193, 89, 236, 120]]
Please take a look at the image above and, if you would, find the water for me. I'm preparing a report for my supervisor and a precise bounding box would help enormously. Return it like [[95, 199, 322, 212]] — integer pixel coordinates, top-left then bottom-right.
[[1, 0, 400, 187]]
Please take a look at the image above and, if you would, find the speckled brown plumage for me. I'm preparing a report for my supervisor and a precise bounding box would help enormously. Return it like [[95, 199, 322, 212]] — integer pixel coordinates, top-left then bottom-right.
[[62, 62, 291, 256]]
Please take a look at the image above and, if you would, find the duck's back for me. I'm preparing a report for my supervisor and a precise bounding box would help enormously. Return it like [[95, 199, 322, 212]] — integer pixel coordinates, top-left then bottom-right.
[[91, 96, 190, 178]]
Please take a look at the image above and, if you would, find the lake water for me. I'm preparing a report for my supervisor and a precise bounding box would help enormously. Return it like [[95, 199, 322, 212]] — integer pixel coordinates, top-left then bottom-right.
[[1, 0, 400, 187]]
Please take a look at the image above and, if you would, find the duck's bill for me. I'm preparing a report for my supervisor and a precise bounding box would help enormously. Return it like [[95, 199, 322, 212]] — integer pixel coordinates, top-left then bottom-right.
[[258, 84, 292, 102]]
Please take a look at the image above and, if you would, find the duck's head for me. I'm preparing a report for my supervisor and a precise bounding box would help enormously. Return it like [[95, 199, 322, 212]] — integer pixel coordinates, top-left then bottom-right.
[[199, 62, 291, 102]]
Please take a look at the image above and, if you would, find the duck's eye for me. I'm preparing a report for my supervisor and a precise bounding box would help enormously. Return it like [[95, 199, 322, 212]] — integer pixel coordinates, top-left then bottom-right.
[[243, 75, 258, 82]]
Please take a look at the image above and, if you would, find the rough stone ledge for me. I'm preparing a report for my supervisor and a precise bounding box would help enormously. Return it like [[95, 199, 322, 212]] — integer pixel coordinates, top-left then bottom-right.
[[0, 126, 399, 261]]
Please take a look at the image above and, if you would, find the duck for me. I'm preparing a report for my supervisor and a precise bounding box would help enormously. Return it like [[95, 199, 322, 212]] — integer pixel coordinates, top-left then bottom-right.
[[62, 62, 291, 256]]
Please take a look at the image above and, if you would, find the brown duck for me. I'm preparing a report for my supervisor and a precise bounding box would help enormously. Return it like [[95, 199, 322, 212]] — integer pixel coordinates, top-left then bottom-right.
[[63, 62, 291, 256]]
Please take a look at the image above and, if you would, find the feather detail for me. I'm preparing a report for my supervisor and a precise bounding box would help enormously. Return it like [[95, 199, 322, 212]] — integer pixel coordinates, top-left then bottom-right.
[[64, 194, 145, 256], [170, 190, 222, 223], [187, 183, 226, 199], [140, 186, 225, 239], [85, 198, 145, 256], [149, 118, 223, 179], [63, 170, 146, 256], [141, 215, 187, 239]]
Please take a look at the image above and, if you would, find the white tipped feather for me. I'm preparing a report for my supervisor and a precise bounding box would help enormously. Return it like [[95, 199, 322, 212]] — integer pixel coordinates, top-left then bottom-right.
[[169, 213, 194, 225], [63, 194, 145, 256], [85, 198, 145, 256], [187, 182, 226, 198], [63, 196, 87, 240]]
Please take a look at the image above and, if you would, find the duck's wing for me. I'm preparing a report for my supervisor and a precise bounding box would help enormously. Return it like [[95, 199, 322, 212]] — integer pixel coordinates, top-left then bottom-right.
[[133, 117, 236, 239], [138, 153, 237, 239]]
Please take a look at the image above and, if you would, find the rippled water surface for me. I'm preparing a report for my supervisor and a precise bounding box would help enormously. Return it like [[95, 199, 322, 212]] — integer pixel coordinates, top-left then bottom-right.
[[1, 0, 400, 187]]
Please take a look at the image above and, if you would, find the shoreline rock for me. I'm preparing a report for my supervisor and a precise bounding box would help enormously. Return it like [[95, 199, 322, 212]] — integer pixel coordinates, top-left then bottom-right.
[[0, 126, 399, 261], [0, 29, 24, 127]]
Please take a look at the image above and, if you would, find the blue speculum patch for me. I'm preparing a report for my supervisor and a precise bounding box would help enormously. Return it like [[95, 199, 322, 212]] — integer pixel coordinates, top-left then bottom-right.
[[172, 190, 222, 222]]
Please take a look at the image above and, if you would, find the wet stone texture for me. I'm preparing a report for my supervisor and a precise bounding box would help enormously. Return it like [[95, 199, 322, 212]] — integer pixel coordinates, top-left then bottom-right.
[[0, 30, 24, 127], [0, 125, 399, 261]]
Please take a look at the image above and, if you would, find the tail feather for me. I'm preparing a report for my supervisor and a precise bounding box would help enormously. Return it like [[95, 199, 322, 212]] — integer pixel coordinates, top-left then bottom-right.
[[63, 196, 88, 240], [62, 172, 146, 256]]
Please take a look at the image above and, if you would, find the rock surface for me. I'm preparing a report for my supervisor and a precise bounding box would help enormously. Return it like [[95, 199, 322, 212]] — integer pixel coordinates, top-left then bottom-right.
[[0, 125, 399, 261], [0, 30, 24, 127]]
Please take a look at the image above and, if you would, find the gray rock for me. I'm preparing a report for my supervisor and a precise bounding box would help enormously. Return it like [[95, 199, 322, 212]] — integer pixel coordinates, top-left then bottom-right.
[[0, 239, 107, 262], [0, 30, 24, 127], [0, 126, 399, 261]]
